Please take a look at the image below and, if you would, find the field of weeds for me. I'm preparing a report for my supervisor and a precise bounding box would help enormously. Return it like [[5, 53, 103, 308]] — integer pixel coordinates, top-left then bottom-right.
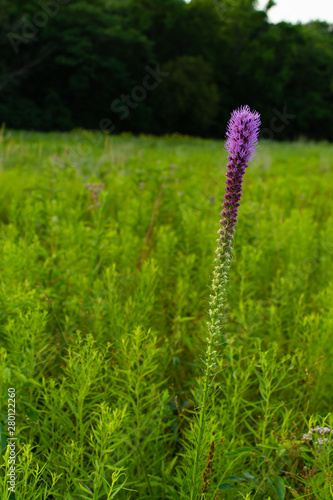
[[0, 130, 333, 498]]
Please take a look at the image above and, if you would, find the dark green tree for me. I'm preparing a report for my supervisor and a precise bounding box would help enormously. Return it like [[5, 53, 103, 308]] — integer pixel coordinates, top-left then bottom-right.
[[0, 0, 332, 139]]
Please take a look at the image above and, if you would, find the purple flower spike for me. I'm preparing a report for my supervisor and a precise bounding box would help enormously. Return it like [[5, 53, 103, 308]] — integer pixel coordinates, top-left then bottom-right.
[[225, 105, 261, 163], [220, 105, 261, 250]]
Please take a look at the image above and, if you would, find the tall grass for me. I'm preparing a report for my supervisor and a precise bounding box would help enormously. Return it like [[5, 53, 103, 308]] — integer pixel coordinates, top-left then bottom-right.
[[0, 129, 333, 498]]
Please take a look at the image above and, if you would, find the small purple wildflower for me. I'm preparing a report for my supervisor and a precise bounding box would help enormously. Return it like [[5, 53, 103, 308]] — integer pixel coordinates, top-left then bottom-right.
[[219, 105, 261, 252]]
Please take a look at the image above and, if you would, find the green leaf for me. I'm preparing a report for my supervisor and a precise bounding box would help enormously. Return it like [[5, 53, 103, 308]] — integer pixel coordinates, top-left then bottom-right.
[[223, 476, 246, 482], [243, 471, 256, 480], [270, 477, 285, 500], [219, 484, 234, 490], [78, 482, 93, 495], [225, 446, 252, 457]]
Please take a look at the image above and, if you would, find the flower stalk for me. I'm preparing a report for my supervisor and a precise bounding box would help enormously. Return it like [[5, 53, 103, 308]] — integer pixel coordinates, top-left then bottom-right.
[[186, 105, 261, 499]]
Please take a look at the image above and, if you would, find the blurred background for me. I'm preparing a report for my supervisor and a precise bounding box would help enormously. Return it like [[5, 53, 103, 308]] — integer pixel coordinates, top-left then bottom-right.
[[1, 0, 332, 140]]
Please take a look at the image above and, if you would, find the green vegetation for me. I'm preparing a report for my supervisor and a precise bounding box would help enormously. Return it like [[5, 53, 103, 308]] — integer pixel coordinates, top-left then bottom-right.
[[1, 0, 333, 139], [0, 130, 333, 498]]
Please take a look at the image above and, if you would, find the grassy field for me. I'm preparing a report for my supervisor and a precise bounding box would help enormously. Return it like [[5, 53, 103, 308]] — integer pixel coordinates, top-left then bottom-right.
[[0, 129, 333, 499]]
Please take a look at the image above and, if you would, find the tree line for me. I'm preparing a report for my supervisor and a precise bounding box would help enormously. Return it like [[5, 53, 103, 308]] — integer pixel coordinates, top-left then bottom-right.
[[1, 0, 332, 140]]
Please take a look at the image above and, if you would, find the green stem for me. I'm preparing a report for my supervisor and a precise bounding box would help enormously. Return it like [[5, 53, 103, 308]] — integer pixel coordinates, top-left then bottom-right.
[[190, 336, 215, 500], [188, 236, 234, 498]]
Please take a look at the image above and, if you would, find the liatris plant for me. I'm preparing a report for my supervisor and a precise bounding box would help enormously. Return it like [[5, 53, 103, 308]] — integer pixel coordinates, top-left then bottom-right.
[[183, 105, 261, 499]]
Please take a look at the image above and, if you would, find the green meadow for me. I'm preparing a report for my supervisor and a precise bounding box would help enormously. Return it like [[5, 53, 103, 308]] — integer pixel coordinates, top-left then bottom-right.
[[0, 129, 333, 498]]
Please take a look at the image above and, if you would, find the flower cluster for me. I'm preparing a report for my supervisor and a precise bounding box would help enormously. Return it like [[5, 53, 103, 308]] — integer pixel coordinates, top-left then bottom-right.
[[219, 105, 261, 253], [302, 426, 333, 445]]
